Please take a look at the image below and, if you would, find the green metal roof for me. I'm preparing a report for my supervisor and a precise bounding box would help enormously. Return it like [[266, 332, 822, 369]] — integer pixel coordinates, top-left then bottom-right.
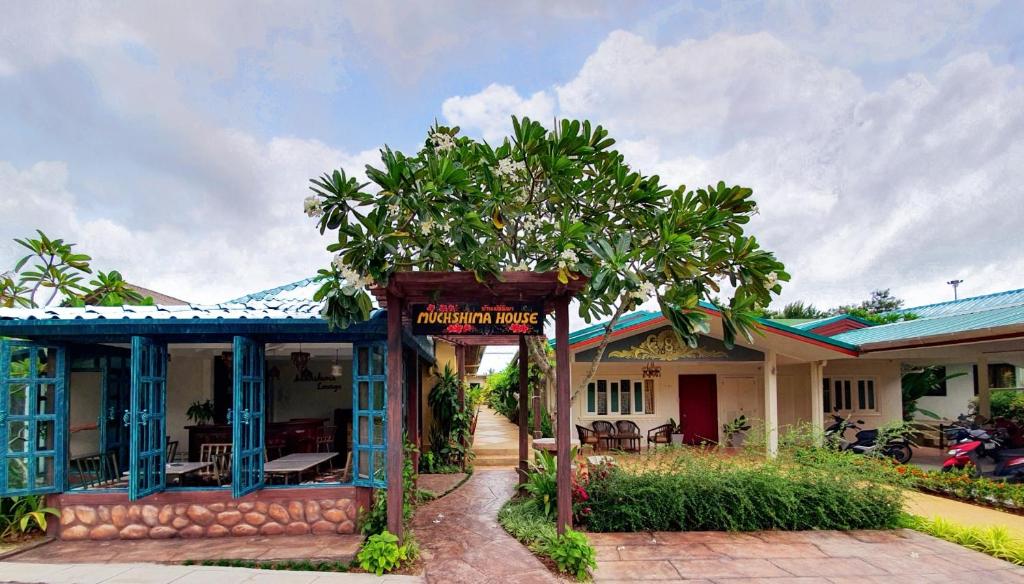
[[895, 287, 1024, 319], [833, 303, 1024, 346]]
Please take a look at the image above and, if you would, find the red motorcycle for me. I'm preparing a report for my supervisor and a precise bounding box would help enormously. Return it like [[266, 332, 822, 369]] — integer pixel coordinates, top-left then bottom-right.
[[943, 433, 1024, 482]]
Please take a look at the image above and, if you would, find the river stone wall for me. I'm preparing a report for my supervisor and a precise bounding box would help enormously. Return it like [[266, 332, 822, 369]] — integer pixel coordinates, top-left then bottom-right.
[[51, 486, 369, 540]]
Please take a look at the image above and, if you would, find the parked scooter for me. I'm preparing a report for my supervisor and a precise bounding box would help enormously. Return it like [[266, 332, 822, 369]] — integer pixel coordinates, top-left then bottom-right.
[[943, 436, 1024, 482], [943, 413, 1008, 462], [824, 414, 913, 463]]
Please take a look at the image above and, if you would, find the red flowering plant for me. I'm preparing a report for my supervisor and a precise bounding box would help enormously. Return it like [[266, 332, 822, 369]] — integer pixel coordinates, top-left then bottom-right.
[[572, 472, 592, 524]]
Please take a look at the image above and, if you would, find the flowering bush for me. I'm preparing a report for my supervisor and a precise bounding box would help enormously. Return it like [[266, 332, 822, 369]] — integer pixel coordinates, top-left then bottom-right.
[[905, 465, 1024, 509]]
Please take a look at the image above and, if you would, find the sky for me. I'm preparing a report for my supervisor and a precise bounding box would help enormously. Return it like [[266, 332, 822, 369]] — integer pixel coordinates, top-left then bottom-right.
[[2, 0, 1023, 374]]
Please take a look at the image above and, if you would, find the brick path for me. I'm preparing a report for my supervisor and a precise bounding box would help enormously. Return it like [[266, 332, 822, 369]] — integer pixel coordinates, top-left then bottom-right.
[[590, 528, 1024, 582], [410, 468, 559, 583]]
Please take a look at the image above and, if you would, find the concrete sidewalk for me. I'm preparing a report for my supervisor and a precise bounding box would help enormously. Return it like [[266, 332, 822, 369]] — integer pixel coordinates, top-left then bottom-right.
[[0, 562, 423, 584]]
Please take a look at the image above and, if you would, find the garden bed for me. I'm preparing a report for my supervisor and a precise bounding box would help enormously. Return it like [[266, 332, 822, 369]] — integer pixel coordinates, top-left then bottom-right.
[[899, 464, 1024, 515]]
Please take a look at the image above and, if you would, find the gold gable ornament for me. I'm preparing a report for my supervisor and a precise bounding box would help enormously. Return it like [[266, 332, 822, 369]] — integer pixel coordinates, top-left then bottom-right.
[[608, 329, 727, 361]]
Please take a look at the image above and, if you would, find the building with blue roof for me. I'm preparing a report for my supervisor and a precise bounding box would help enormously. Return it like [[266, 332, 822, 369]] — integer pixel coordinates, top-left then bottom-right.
[[0, 277, 435, 541]]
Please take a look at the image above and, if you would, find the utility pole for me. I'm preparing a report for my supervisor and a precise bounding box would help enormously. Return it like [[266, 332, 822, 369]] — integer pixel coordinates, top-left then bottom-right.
[[947, 279, 964, 300]]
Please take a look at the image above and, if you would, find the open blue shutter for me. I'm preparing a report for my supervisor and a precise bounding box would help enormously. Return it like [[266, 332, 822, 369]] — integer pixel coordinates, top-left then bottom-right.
[[352, 343, 387, 488], [129, 336, 167, 500], [232, 336, 265, 497], [0, 340, 67, 496]]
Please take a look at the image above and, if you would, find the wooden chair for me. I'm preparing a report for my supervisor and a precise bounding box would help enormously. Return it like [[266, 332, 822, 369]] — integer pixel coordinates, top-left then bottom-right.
[[316, 426, 337, 470], [615, 420, 642, 452], [71, 452, 122, 488], [592, 420, 615, 451], [198, 443, 232, 486], [166, 440, 179, 463], [576, 425, 600, 452], [647, 423, 673, 450]]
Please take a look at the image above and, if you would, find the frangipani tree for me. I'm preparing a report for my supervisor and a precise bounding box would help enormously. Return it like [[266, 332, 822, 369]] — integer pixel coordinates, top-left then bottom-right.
[[305, 117, 788, 400]]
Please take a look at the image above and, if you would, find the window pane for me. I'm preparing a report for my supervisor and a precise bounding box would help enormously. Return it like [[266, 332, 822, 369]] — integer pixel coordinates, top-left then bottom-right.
[[357, 348, 368, 376], [634, 382, 644, 414], [823, 378, 831, 412], [373, 451, 386, 482], [370, 347, 384, 376], [358, 381, 369, 410], [8, 421, 28, 452], [372, 416, 385, 446], [7, 458, 28, 490], [857, 380, 866, 410], [357, 450, 370, 479], [587, 383, 595, 413], [867, 380, 875, 410], [358, 417, 370, 444], [8, 383, 28, 416], [597, 380, 607, 416], [372, 381, 386, 411], [9, 357, 29, 378], [34, 455, 54, 488], [833, 380, 842, 410], [610, 382, 619, 412], [37, 420, 55, 452], [620, 379, 631, 415], [843, 380, 852, 410]]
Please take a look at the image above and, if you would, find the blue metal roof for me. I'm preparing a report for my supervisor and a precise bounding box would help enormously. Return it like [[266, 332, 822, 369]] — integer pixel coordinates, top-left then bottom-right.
[[896, 287, 1024, 318]]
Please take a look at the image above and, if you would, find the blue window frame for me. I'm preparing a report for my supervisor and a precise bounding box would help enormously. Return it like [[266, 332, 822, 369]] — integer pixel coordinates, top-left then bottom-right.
[[128, 336, 167, 500], [232, 336, 265, 497], [99, 355, 131, 473], [352, 343, 386, 488], [0, 340, 66, 496]]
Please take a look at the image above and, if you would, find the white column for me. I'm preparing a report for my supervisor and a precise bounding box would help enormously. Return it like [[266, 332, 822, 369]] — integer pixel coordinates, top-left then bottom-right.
[[977, 355, 991, 419], [809, 361, 825, 445], [764, 349, 779, 457]]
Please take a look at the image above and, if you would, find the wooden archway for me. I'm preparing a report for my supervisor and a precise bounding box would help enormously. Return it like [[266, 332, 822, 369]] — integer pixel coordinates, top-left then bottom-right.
[[371, 271, 587, 538]]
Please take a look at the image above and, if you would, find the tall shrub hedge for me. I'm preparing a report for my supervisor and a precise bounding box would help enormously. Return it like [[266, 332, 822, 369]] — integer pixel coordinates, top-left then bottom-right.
[[582, 452, 903, 532]]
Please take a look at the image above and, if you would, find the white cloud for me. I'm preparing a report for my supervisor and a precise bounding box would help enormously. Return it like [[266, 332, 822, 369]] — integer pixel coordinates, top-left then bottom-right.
[[446, 29, 1024, 310], [442, 84, 555, 142]]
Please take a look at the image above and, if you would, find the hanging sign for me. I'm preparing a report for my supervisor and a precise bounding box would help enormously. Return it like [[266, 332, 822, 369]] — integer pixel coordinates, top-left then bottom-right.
[[410, 302, 544, 336]]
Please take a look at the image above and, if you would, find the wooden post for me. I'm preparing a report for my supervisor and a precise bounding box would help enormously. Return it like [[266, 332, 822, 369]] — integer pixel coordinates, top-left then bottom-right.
[[405, 351, 420, 478], [518, 336, 529, 485], [385, 292, 404, 539], [978, 356, 991, 419], [764, 349, 779, 457], [455, 343, 466, 409], [555, 297, 571, 534]]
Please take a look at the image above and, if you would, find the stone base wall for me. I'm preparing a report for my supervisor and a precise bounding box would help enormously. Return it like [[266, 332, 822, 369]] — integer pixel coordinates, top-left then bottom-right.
[[51, 486, 370, 541]]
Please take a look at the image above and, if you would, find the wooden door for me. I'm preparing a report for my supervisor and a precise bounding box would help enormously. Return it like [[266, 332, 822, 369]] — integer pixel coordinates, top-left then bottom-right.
[[678, 374, 718, 444]]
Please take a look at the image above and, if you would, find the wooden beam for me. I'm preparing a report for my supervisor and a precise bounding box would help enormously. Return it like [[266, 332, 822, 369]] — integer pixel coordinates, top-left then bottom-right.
[[518, 336, 529, 486], [555, 297, 571, 534], [385, 292, 404, 539], [455, 344, 466, 408], [405, 350, 420, 479]]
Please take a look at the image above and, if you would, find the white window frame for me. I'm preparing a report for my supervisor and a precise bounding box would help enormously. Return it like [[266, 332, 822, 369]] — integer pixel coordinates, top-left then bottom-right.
[[824, 376, 878, 415], [585, 378, 652, 417]]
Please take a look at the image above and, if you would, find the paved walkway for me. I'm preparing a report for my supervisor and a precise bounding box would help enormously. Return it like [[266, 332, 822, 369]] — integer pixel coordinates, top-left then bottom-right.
[[9, 534, 362, 564], [0, 562, 421, 583], [906, 489, 1024, 537], [410, 468, 558, 583], [590, 528, 1024, 582], [472, 406, 526, 467]]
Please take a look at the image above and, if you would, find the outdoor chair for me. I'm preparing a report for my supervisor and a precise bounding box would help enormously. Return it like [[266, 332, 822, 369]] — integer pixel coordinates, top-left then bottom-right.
[[614, 420, 642, 452], [576, 425, 600, 452], [166, 440, 179, 463], [198, 443, 232, 486], [591, 420, 616, 451], [647, 423, 673, 450], [71, 451, 122, 488]]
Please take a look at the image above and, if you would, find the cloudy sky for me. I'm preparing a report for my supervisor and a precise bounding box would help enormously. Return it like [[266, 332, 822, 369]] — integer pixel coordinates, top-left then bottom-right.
[[2, 0, 1022, 321]]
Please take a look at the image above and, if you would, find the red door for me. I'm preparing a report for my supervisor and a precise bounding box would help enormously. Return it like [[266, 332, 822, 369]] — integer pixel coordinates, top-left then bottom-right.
[[679, 374, 718, 444]]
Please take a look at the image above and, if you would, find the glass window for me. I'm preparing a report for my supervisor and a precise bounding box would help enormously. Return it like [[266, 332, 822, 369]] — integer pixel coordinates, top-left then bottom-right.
[[586, 383, 595, 414], [823, 377, 831, 412], [597, 380, 607, 415], [610, 382, 619, 413], [634, 382, 644, 414], [644, 380, 654, 414]]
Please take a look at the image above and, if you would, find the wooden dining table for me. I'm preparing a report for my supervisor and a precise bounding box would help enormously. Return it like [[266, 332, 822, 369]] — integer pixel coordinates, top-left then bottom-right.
[[264, 452, 337, 484]]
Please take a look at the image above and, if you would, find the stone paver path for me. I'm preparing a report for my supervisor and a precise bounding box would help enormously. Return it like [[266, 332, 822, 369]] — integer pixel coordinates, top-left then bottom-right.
[[906, 490, 1024, 538], [417, 473, 468, 498], [0, 561, 420, 583], [411, 468, 559, 583], [472, 407, 527, 467], [9, 534, 362, 564], [590, 528, 1024, 582]]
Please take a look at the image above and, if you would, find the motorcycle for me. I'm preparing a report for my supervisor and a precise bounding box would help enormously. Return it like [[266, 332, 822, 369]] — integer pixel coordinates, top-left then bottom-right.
[[943, 436, 1024, 482], [824, 414, 913, 463], [943, 413, 1008, 462]]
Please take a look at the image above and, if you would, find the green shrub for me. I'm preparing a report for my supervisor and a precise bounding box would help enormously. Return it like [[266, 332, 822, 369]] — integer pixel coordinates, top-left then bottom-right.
[[902, 515, 1024, 565], [582, 450, 904, 532], [498, 497, 557, 544], [357, 531, 412, 575], [428, 365, 472, 467], [518, 450, 558, 518], [539, 528, 597, 580], [0, 495, 59, 540], [360, 440, 418, 536]]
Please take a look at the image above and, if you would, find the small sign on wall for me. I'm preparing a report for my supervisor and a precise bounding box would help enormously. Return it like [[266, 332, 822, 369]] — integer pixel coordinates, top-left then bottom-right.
[[410, 302, 544, 336]]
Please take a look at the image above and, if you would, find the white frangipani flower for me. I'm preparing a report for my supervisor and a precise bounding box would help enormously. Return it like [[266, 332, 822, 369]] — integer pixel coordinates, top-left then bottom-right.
[[495, 157, 526, 180], [303, 196, 323, 218], [333, 255, 374, 288], [557, 248, 579, 269], [765, 271, 779, 289], [430, 132, 455, 153]]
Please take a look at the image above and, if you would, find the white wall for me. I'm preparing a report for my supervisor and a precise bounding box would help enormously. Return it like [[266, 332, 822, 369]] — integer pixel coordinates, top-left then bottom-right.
[[167, 352, 214, 455], [68, 371, 101, 457], [822, 359, 903, 429], [915, 364, 975, 421]]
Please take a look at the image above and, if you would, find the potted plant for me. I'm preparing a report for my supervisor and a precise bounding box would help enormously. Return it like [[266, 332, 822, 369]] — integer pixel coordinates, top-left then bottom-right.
[[722, 415, 752, 447], [667, 418, 685, 445], [186, 399, 215, 426]]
